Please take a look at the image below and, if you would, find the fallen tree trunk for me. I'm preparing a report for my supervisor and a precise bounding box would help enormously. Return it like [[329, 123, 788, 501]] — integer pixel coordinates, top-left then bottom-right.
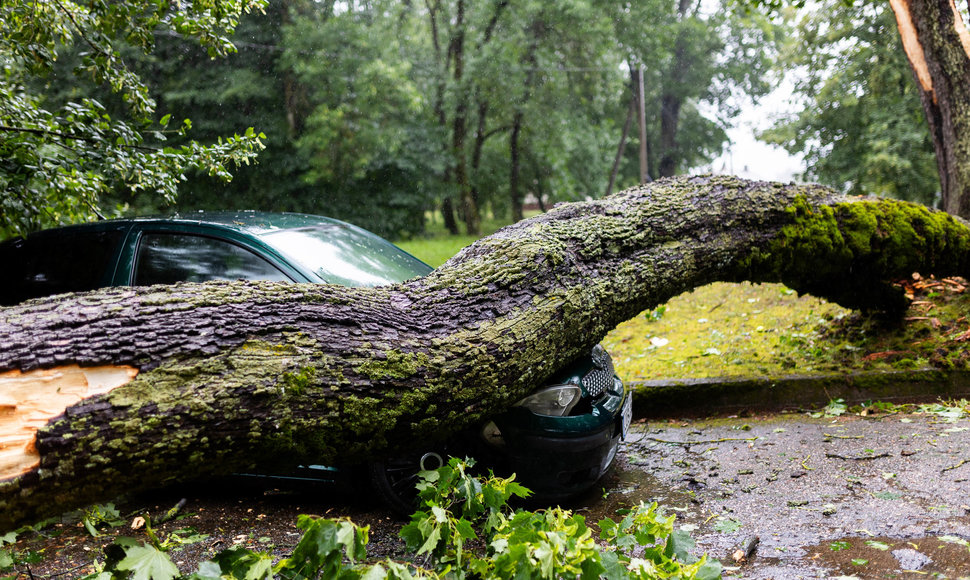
[[2, 174, 970, 531]]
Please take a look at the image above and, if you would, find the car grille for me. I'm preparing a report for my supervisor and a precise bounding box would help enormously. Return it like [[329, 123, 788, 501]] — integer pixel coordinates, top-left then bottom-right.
[[582, 369, 614, 398]]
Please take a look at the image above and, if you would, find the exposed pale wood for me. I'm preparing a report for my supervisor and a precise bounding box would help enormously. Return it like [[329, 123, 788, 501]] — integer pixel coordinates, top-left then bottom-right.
[[891, 0, 935, 97], [0, 365, 137, 479], [949, 0, 970, 59]]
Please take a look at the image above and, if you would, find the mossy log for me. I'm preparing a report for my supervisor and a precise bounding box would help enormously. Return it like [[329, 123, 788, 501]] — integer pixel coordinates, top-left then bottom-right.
[[2, 174, 970, 531]]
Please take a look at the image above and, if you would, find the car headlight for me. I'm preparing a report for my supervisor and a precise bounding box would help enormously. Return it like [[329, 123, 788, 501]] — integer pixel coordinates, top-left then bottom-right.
[[515, 384, 582, 417]]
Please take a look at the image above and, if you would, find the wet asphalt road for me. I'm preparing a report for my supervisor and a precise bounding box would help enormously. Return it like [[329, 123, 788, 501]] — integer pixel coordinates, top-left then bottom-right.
[[589, 410, 970, 578], [9, 409, 970, 578]]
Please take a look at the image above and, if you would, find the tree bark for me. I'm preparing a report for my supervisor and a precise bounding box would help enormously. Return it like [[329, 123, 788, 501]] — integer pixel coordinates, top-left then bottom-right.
[[889, 0, 970, 218], [3, 175, 970, 531]]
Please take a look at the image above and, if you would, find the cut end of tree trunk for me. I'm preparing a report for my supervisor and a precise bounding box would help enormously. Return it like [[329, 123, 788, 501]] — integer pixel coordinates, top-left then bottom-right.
[[0, 365, 137, 480]]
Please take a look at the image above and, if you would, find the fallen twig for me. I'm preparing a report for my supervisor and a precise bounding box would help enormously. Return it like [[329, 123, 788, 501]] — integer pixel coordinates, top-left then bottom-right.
[[825, 452, 890, 461], [640, 436, 760, 447], [152, 497, 187, 526], [942, 459, 970, 473], [732, 535, 760, 564]]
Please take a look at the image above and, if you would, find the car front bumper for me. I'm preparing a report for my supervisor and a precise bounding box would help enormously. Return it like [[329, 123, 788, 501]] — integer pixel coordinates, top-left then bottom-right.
[[485, 380, 631, 498]]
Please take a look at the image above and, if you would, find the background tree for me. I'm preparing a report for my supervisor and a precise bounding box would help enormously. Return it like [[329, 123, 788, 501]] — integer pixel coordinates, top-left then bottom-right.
[[886, 0, 970, 219], [0, 0, 267, 238], [277, 2, 445, 238], [762, 1, 939, 205], [744, 0, 970, 218], [608, 0, 780, 182], [402, 0, 620, 235], [146, 1, 313, 217], [1, 0, 788, 241]]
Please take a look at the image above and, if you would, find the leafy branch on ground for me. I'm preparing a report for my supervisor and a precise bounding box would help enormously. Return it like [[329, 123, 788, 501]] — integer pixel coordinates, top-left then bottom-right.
[[1, 458, 721, 579]]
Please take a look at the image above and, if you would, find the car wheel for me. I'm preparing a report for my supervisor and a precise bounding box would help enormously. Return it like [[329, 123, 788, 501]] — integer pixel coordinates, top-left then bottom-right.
[[368, 451, 446, 516]]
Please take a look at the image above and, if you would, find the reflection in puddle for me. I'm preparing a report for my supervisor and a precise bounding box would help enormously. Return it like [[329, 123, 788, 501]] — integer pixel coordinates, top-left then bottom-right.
[[806, 535, 970, 578]]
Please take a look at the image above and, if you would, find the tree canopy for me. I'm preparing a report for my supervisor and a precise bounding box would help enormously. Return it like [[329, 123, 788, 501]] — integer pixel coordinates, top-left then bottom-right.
[[742, 0, 970, 218], [0, 0, 268, 239], [0, 0, 788, 240]]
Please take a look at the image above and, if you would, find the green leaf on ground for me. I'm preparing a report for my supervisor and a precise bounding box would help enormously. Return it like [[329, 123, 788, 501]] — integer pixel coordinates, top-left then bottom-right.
[[712, 518, 742, 533], [830, 541, 851, 551], [116, 544, 180, 580]]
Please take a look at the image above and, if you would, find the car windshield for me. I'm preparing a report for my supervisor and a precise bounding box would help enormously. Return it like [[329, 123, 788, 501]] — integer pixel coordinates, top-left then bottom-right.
[[261, 224, 432, 287]]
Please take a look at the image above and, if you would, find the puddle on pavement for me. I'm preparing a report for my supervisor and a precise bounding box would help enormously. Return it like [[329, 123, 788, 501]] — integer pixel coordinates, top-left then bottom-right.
[[805, 535, 970, 578], [566, 458, 694, 523]]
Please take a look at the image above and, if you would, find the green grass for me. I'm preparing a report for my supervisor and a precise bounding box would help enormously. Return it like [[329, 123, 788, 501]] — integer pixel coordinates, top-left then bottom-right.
[[604, 277, 970, 381], [395, 210, 540, 267], [395, 235, 478, 268], [603, 282, 850, 380]]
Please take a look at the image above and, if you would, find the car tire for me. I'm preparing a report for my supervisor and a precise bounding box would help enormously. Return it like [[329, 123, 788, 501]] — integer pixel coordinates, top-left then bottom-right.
[[368, 451, 446, 516]]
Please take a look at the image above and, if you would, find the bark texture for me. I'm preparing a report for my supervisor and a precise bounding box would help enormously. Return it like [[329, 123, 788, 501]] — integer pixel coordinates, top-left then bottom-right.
[[2, 175, 970, 531], [890, 0, 970, 219]]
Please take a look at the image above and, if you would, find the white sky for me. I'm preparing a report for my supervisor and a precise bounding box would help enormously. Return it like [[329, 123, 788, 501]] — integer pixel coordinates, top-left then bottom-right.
[[695, 79, 807, 183]]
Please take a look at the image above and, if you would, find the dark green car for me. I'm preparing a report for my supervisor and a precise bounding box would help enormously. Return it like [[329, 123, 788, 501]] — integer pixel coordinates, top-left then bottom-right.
[[0, 211, 631, 511]]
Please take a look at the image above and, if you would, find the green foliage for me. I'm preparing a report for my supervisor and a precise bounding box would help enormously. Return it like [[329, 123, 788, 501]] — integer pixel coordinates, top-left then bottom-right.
[[0, 531, 15, 573], [3, 0, 788, 238], [711, 517, 742, 534], [607, 0, 782, 180], [81, 502, 124, 537], [275, 516, 369, 579], [111, 538, 181, 580], [762, 1, 939, 204], [0, 0, 268, 238], [644, 305, 667, 322], [122, 0, 782, 237], [63, 458, 719, 580], [818, 398, 848, 417]]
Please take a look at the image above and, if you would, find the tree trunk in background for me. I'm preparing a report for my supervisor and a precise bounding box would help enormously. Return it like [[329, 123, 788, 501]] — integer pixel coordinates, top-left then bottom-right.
[[658, 0, 693, 178], [441, 197, 459, 235], [509, 111, 525, 222], [4, 175, 970, 531], [449, 0, 482, 236], [890, 0, 970, 218], [509, 18, 543, 222], [657, 91, 682, 178]]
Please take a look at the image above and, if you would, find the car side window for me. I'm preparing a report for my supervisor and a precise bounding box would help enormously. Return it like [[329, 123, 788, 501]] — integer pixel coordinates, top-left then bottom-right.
[[0, 229, 124, 306], [133, 233, 290, 285]]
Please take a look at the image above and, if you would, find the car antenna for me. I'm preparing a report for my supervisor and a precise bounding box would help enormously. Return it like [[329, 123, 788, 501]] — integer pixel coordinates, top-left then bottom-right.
[[86, 201, 107, 221]]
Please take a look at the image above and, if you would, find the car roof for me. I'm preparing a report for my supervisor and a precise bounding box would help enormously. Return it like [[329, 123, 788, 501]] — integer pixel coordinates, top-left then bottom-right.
[[5, 211, 358, 241], [127, 211, 352, 235]]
